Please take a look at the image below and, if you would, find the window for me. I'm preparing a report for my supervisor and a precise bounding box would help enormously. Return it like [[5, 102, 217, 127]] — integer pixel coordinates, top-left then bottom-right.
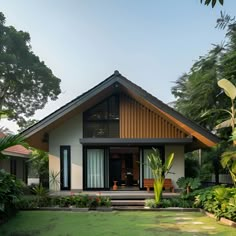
[[86, 149, 105, 188], [60, 146, 71, 190], [10, 159, 17, 176], [83, 95, 119, 138]]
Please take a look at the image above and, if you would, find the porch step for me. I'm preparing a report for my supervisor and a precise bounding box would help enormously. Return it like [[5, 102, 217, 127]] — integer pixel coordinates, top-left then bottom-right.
[[111, 200, 145, 206]]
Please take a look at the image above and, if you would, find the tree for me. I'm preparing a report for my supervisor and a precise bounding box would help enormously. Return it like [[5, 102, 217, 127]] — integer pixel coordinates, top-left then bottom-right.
[[171, 13, 236, 184], [17, 119, 38, 132], [147, 148, 174, 205], [200, 0, 224, 8], [171, 13, 236, 134], [0, 12, 61, 126]]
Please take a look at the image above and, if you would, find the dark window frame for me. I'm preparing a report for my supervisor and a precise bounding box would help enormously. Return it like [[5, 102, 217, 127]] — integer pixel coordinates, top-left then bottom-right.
[[83, 146, 109, 190], [60, 146, 71, 190], [10, 158, 17, 176]]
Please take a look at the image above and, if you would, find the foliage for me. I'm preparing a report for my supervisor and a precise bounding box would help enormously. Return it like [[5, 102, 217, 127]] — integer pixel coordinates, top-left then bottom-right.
[[30, 184, 49, 207], [0, 12, 61, 126], [194, 186, 236, 221], [16, 194, 112, 209], [171, 13, 236, 135], [200, 0, 224, 8], [184, 152, 200, 178], [28, 148, 49, 186], [220, 145, 236, 186], [171, 13, 236, 185], [74, 195, 91, 208], [146, 148, 174, 205], [0, 169, 23, 220], [176, 177, 201, 194], [144, 197, 194, 208], [95, 195, 111, 207], [17, 119, 38, 132], [15, 195, 44, 209], [144, 199, 157, 208], [212, 78, 236, 186], [31, 184, 48, 197]]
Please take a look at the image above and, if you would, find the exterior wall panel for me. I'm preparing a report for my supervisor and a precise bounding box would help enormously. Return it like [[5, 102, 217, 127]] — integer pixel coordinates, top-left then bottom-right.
[[49, 113, 83, 191], [165, 145, 185, 188], [120, 94, 188, 139]]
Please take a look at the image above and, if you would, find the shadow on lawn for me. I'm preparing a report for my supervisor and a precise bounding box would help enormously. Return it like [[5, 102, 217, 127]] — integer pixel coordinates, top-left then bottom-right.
[[145, 226, 210, 236]]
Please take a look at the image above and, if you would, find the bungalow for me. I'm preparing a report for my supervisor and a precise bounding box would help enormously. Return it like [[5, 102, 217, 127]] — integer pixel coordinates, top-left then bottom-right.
[[0, 132, 30, 183], [22, 71, 219, 191]]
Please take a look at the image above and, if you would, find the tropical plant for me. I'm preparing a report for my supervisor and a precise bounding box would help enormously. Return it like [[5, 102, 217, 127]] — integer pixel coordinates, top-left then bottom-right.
[[176, 177, 201, 194], [31, 184, 49, 207], [212, 79, 236, 186], [194, 186, 236, 221], [49, 170, 60, 192], [220, 146, 236, 186], [146, 148, 174, 204]]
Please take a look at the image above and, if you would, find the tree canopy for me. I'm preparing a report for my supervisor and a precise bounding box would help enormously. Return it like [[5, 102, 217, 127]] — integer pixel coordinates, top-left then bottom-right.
[[171, 13, 236, 136], [0, 12, 61, 126]]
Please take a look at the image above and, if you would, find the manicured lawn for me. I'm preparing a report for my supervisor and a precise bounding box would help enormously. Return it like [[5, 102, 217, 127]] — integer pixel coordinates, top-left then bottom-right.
[[0, 211, 235, 236]]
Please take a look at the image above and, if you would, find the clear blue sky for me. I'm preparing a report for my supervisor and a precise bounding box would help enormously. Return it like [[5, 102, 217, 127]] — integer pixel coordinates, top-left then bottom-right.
[[1, 0, 236, 132]]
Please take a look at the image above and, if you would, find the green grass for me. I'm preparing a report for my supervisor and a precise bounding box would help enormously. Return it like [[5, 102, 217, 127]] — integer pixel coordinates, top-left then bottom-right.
[[0, 211, 235, 236]]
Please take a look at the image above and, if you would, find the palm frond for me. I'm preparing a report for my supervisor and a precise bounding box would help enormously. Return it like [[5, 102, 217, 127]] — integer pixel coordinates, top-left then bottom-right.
[[0, 134, 28, 159]]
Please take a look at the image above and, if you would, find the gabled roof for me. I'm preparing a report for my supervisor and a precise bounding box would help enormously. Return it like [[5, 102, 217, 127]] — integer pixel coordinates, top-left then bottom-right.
[[0, 132, 30, 158], [22, 71, 219, 149]]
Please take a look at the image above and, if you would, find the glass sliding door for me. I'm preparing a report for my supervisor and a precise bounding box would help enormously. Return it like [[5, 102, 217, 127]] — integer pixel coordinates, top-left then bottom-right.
[[60, 146, 71, 190], [87, 149, 105, 188], [143, 149, 154, 179]]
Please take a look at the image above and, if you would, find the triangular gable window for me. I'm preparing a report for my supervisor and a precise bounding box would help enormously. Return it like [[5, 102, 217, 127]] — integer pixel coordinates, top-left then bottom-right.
[[83, 95, 119, 138]]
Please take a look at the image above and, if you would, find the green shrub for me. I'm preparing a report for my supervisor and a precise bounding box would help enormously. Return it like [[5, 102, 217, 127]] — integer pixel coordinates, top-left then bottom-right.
[[160, 199, 172, 208], [0, 169, 23, 221], [144, 199, 157, 208], [145, 197, 194, 208], [15, 196, 38, 209], [74, 195, 90, 208], [194, 186, 236, 221]]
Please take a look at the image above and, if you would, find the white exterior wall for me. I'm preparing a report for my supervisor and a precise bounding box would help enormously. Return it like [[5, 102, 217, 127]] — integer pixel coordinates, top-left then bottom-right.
[[165, 145, 184, 188], [49, 113, 83, 190]]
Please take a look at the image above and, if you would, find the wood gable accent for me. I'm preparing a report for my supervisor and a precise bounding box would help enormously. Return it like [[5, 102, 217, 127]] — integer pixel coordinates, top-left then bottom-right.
[[120, 93, 188, 139]]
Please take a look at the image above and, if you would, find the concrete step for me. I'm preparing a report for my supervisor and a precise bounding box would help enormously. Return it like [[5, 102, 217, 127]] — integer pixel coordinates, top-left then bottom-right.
[[113, 206, 145, 210], [111, 200, 145, 206]]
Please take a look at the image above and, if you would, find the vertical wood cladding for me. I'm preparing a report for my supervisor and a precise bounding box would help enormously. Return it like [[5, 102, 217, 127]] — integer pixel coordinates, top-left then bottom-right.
[[120, 94, 187, 138]]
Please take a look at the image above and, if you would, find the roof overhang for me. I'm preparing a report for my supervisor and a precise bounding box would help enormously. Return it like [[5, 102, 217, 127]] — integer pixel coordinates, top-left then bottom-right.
[[2, 151, 29, 158], [80, 138, 193, 146]]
